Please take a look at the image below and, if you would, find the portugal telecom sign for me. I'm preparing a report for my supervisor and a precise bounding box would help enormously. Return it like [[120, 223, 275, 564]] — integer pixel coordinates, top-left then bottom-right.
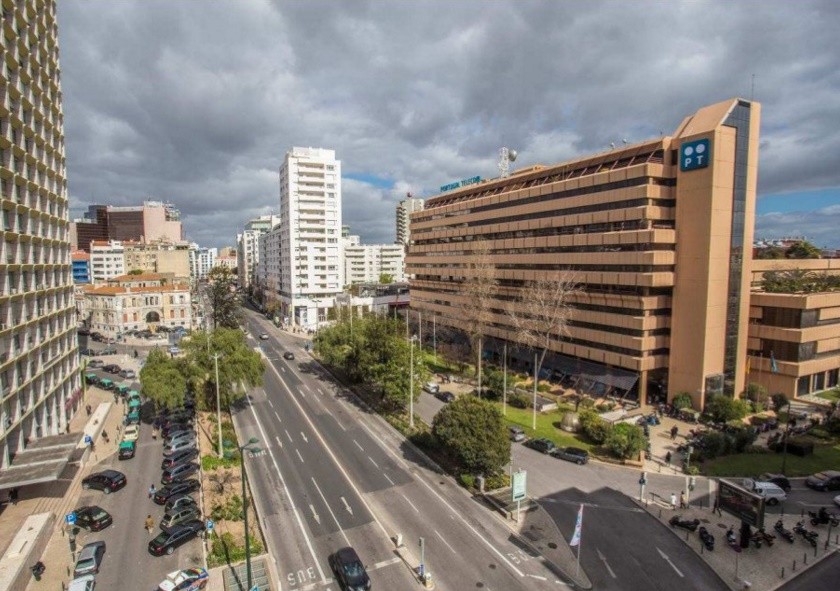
[[680, 139, 710, 172], [440, 176, 481, 192]]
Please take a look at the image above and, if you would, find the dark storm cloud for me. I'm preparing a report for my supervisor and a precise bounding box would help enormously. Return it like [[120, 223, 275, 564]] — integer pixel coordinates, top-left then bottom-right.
[[58, 0, 840, 248]]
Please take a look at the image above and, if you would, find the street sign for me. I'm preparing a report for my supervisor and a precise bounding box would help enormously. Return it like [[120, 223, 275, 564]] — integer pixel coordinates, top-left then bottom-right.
[[250, 586, 259, 591], [512, 470, 527, 502], [84, 435, 92, 445], [65, 512, 76, 525], [206, 519, 214, 531]]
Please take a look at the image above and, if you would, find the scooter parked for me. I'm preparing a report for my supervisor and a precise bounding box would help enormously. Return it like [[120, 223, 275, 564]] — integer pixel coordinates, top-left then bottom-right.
[[726, 526, 742, 552], [793, 520, 819, 548], [774, 519, 795, 543], [669, 515, 700, 532], [808, 509, 840, 527], [698, 526, 715, 551]]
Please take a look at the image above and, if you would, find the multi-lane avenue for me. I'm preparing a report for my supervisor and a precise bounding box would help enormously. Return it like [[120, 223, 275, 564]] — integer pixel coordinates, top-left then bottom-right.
[[234, 308, 573, 591]]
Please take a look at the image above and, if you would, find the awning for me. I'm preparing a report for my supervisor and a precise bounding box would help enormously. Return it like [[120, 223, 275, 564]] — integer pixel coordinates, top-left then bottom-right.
[[0, 432, 82, 489]]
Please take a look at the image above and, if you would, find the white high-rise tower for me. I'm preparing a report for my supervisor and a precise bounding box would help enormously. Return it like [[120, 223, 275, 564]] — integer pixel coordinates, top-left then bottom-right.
[[278, 147, 342, 328]]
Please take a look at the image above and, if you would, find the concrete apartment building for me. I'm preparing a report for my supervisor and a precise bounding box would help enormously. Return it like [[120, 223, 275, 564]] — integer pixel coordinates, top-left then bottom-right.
[[78, 273, 192, 336], [396, 195, 424, 246], [408, 98, 760, 408], [89, 240, 125, 283], [344, 242, 406, 284], [71, 250, 90, 284], [236, 214, 280, 289], [123, 239, 191, 283], [71, 201, 184, 251], [278, 147, 343, 327], [189, 244, 217, 281], [256, 223, 283, 303], [215, 246, 237, 272], [0, 0, 81, 466]]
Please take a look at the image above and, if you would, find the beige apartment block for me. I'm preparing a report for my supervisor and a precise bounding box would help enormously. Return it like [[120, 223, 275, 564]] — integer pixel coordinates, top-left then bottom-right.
[[407, 98, 760, 409], [123, 239, 191, 283]]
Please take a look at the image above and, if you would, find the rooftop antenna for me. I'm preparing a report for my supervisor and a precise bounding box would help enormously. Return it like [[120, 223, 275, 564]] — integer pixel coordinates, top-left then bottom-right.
[[622, 139, 628, 146], [609, 142, 615, 149], [498, 147, 517, 178]]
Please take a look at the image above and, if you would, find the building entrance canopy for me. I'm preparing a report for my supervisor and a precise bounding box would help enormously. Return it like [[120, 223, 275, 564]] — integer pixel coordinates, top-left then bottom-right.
[[0, 432, 81, 490]]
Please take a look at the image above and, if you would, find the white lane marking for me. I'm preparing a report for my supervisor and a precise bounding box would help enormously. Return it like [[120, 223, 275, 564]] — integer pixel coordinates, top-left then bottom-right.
[[656, 547, 684, 578], [280, 366, 286, 373], [340, 496, 354, 516], [317, 388, 325, 396], [245, 387, 326, 584], [370, 557, 401, 571], [274, 411, 282, 423], [275, 435, 283, 449], [526, 574, 548, 581], [353, 440, 364, 452], [311, 477, 351, 546], [285, 429, 293, 442], [434, 529, 456, 553], [383, 473, 395, 486], [309, 504, 320, 524], [303, 384, 311, 392], [295, 449, 305, 463], [266, 362, 390, 540], [300, 431, 309, 443], [268, 399, 274, 408], [596, 548, 617, 579], [400, 493, 419, 514], [367, 456, 379, 469]]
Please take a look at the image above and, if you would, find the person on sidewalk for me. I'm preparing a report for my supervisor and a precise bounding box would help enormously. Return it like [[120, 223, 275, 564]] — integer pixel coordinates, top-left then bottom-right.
[[665, 451, 672, 465], [148, 484, 156, 499], [680, 490, 687, 509], [8, 488, 18, 505], [670, 425, 678, 440], [145, 515, 154, 533], [85, 404, 92, 417], [670, 492, 677, 510]]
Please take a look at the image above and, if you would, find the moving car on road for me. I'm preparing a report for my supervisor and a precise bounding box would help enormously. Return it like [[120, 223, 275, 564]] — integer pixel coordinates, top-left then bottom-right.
[[283, 351, 295, 360], [551, 446, 589, 465], [330, 546, 371, 591], [156, 568, 209, 591], [259, 333, 269, 340], [148, 520, 205, 556], [82, 470, 127, 494], [154, 480, 201, 505], [73, 506, 113, 532], [73, 541, 106, 577], [524, 438, 556, 454]]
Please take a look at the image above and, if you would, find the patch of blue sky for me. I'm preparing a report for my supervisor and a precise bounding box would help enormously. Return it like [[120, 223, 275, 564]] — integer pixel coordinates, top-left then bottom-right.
[[344, 172, 394, 189], [757, 188, 840, 214]]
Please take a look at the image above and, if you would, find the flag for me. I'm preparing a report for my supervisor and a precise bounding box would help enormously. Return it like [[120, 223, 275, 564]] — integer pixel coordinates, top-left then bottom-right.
[[569, 504, 583, 547], [745, 356, 751, 377], [770, 351, 778, 373]]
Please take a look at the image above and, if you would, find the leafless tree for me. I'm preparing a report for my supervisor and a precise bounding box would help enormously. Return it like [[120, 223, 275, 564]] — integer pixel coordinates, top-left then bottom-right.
[[459, 244, 497, 395], [510, 271, 579, 429]]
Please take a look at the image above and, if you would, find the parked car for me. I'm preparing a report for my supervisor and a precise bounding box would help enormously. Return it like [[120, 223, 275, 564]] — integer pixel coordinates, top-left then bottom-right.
[[161, 447, 199, 470], [73, 541, 106, 577], [508, 426, 526, 442], [122, 424, 140, 442], [162, 423, 191, 439], [524, 438, 556, 454], [156, 568, 209, 591], [422, 382, 440, 394], [751, 481, 787, 506], [84, 373, 99, 386], [834, 494, 840, 508], [103, 364, 121, 374], [806, 470, 840, 491], [148, 520, 205, 556], [77, 328, 91, 336], [101, 347, 118, 356], [79, 348, 97, 357], [168, 346, 181, 355], [329, 547, 371, 591], [118, 440, 136, 460], [124, 410, 141, 426], [82, 470, 127, 494], [551, 446, 590, 465], [119, 369, 136, 380], [163, 439, 197, 457], [161, 462, 199, 485], [164, 428, 195, 443], [160, 505, 201, 529], [758, 473, 792, 493], [259, 333, 269, 340], [86, 359, 104, 369], [68, 575, 96, 591], [436, 391, 456, 403], [98, 378, 114, 391], [164, 494, 198, 514], [154, 480, 201, 505], [73, 506, 113, 532], [283, 351, 295, 360]]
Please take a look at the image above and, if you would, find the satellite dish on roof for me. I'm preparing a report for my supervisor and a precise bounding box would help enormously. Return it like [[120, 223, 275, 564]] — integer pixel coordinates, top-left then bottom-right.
[[508, 149, 517, 162]]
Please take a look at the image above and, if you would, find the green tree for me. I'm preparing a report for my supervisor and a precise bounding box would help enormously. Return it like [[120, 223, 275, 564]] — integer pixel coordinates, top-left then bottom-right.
[[744, 382, 768, 405], [127, 268, 144, 275], [671, 392, 693, 410], [179, 328, 264, 411], [755, 246, 785, 259], [378, 273, 394, 284], [140, 348, 187, 410], [705, 395, 749, 423], [432, 397, 509, 476], [579, 410, 612, 444], [604, 423, 647, 459], [207, 266, 240, 329], [483, 367, 506, 400], [785, 240, 821, 259], [771, 392, 789, 413]]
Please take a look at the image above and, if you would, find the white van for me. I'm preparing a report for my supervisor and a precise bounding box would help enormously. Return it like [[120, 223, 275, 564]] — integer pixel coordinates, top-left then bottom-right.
[[423, 382, 439, 394], [752, 481, 787, 506]]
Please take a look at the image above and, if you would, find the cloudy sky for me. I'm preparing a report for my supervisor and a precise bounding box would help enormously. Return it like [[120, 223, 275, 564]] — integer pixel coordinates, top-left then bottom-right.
[[57, 0, 840, 250]]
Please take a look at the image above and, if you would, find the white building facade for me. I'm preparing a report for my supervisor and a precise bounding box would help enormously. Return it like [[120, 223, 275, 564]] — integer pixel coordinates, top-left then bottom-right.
[[344, 243, 406, 284], [396, 196, 425, 246], [278, 147, 343, 328], [236, 214, 280, 289], [257, 224, 284, 304], [189, 245, 217, 282], [89, 241, 126, 284]]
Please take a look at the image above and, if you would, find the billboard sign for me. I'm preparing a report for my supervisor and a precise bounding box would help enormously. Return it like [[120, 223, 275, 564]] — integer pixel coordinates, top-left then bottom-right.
[[440, 176, 482, 192], [680, 139, 711, 171], [717, 479, 765, 528], [512, 470, 527, 502]]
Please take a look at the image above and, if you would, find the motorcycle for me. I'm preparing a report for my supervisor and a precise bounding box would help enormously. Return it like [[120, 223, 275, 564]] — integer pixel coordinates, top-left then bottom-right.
[[793, 520, 819, 548], [756, 528, 775, 547], [698, 526, 715, 551], [808, 509, 840, 527], [774, 519, 795, 543], [670, 515, 700, 532], [725, 526, 741, 552]]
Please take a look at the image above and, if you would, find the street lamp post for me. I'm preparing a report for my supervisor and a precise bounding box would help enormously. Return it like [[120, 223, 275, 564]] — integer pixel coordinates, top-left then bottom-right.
[[213, 353, 223, 457], [409, 335, 417, 429], [240, 437, 260, 590]]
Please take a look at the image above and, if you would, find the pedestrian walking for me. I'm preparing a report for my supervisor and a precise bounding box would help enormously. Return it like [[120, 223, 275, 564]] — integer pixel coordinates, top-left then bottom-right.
[[670, 492, 677, 510], [665, 451, 672, 465], [680, 490, 687, 509], [712, 497, 722, 516], [134, 350, 139, 359], [148, 484, 156, 499], [8, 487, 18, 505], [85, 404, 92, 417], [670, 425, 678, 440], [102, 429, 109, 444], [144, 515, 154, 533]]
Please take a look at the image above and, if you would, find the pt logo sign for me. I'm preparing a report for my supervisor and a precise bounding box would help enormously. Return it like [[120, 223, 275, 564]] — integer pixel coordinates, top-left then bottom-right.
[[680, 139, 710, 172]]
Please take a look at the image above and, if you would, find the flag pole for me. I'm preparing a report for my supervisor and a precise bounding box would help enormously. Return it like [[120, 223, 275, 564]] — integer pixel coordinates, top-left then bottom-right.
[[576, 506, 582, 577]]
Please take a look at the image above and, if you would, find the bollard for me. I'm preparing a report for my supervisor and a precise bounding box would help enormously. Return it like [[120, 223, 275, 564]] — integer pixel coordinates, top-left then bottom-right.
[[803, 552, 807, 565], [792, 560, 796, 572], [780, 566, 785, 579], [659, 509, 662, 519], [814, 543, 817, 558]]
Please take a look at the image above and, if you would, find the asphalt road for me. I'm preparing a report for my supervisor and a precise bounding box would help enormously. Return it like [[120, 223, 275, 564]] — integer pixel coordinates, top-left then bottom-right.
[[236, 309, 571, 591], [72, 418, 203, 590], [776, 551, 840, 590]]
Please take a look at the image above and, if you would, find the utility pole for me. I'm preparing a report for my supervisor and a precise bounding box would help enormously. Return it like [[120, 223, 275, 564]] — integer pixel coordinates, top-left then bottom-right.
[[432, 315, 436, 360], [213, 353, 223, 457], [503, 342, 508, 416], [409, 335, 417, 429]]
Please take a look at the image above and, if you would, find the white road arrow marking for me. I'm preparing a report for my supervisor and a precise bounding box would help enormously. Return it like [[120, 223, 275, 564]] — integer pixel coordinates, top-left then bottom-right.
[[275, 435, 283, 449], [300, 431, 309, 443], [309, 504, 320, 524], [657, 547, 684, 578], [596, 548, 617, 579], [341, 496, 354, 516]]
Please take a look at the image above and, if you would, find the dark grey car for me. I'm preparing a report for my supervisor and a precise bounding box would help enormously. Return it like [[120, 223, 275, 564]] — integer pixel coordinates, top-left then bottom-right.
[[551, 446, 589, 465]]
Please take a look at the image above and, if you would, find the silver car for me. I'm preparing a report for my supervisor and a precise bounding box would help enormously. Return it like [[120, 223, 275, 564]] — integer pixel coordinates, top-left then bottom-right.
[[73, 541, 105, 577]]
